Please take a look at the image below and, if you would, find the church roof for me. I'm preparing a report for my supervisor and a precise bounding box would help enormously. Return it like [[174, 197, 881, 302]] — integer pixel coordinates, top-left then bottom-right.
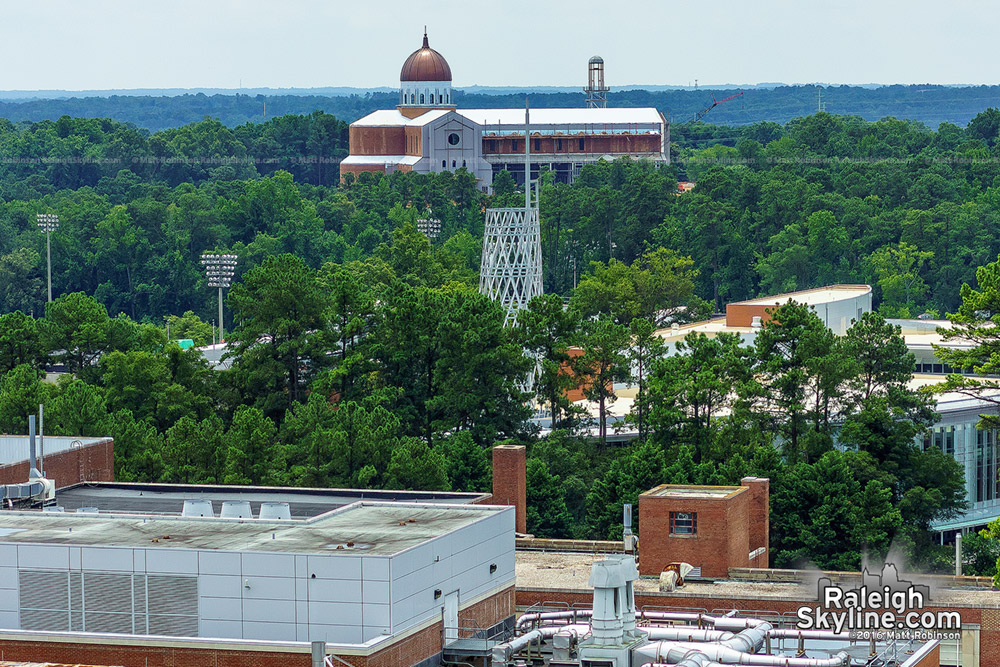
[[400, 30, 452, 82]]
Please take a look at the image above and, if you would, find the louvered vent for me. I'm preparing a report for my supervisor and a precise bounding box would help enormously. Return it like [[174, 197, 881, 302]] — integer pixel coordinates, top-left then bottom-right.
[[17, 569, 198, 637]]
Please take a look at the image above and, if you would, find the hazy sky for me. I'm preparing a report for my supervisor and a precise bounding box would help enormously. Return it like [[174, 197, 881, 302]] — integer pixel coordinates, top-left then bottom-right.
[[1, 0, 996, 90]]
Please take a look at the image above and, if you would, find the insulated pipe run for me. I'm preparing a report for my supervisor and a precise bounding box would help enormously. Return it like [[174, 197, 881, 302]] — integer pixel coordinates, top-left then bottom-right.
[[639, 652, 849, 667], [492, 623, 590, 661], [637, 641, 849, 667], [641, 627, 735, 642], [767, 628, 852, 641], [516, 609, 592, 629]]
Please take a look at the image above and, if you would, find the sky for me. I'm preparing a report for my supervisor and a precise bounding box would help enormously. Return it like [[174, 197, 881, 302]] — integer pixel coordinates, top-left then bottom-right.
[[0, 0, 996, 91]]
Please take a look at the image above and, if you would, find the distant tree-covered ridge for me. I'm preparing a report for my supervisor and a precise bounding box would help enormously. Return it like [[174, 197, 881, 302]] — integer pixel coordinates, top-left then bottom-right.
[[2, 84, 1000, 131]]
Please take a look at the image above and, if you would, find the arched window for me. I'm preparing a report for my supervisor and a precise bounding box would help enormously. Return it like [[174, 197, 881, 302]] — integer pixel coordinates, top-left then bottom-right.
[[442, 160, 446, 168], [420, 94, 425, 104], [462, 160, 467, 168], [452, 160, 456, 168]]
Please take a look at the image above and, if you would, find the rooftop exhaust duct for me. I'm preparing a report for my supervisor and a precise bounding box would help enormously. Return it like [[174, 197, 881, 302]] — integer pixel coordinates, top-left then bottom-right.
[[259, 502, 291, 520], [182, 500, 214, 517], [220, 500, 252, 519]]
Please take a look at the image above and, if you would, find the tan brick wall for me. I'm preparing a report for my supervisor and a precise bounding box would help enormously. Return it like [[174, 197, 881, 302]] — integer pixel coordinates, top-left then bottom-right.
[[492, 445, 526, 533], [0, 438, 114, 489], [638, 487, 750, 578]]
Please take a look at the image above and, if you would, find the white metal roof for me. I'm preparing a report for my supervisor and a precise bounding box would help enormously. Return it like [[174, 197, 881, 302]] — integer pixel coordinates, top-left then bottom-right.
[[350, 109, 451, 127], [460, 107, 663, 127], [350, 107, 664, 129], [340, 154, 422, 166]]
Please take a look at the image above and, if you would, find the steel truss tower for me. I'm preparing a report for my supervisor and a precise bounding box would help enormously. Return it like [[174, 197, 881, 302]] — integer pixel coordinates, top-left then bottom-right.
[[479, 102, 543, 327]]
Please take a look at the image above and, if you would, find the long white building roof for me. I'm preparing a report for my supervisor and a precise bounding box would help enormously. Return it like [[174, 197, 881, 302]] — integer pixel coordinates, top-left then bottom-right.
[[350, 107, 664, 129]]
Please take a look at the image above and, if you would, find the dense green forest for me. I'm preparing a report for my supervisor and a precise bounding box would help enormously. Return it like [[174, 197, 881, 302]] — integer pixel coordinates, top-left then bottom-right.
[[2, 84, 1000, 131], [4, 107, 1000, 573]]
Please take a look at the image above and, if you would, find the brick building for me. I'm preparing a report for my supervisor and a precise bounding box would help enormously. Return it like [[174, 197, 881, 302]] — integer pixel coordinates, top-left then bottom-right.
[[638, 478, 769, 578], [341, 30, 669, 189], [0, 435, 114, 489]]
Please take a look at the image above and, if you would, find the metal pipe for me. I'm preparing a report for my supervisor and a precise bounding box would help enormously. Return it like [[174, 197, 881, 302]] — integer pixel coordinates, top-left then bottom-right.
[[28, 415, 38, 477], [641, 628, 734, 642], [492, 623, 590, 663], [516, 609, 592, 629], [637, 643, 850, 667], [38, 404, 44, 476]]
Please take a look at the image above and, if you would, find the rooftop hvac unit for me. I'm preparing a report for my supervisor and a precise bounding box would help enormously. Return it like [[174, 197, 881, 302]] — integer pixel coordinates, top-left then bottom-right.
[[182, 499, 214, 517], [751, 316, 763, 328], [258, 502, 291, 520], [220, 500, 252, 519], [42, 506, 64, 512]]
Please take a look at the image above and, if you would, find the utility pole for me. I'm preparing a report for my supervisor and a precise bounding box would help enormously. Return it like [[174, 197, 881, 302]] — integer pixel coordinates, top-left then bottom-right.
[[36, 213, 59, 302], [200, 253, 238, 344]]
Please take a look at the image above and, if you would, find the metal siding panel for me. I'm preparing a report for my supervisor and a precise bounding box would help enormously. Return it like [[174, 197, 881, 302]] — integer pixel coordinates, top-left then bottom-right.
[[243, 598, 295, 623], [0, 565, 16, 590], [68, 547, 81, 571], [241, 552, 294, 577], [82, 572, 131, 614], [242, 620, 296, 641], [0, 588, 16, 611], [307, 623, 363, 644], [363, 579, 390, 604], [295, 600, 308, 629], [81, 547, 133, 573], [198, 574, 242, 599], [362, 557, 390, 581], [0, 610, 18, 629], [241, 576, 294, 600], [17, 545, 68, 570], [146, 548, 198, 574], [199, 618, 243, 639], [363, 602, 390, 627], [198, 551, 241, 576], [307, 578, 362, 604], [0, 544, 15, 565], [132, 549, 145, 572], [306, 555, 361, 580], [308, 600, 363, 626], [198, 595, 242, 621]]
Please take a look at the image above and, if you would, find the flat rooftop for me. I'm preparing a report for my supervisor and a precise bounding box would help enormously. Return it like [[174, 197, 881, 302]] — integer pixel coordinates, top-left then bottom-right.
[[730, 284, 872, 308], [0, 501, 507, 556], [516, 552, 1000, 607], [51, 482, 489, 519], [642, 484, 746, 500]]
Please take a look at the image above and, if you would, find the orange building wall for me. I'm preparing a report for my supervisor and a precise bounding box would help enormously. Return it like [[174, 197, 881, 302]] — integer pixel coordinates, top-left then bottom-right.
[[482, 133, 661, 156], [725, 303, 773, 327], [349, 126, 407, 155]]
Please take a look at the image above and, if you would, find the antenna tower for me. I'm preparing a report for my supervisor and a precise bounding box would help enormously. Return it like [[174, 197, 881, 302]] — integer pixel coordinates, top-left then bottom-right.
[[479, 99, 543, 327]]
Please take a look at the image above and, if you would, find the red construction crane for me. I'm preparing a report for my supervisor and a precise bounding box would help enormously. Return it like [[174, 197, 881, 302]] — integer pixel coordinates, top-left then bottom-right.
[[692, 89, 744, 122]]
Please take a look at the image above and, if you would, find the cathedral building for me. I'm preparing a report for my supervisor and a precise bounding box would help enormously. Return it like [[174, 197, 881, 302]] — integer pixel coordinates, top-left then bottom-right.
[[341, 31, 669, 190]]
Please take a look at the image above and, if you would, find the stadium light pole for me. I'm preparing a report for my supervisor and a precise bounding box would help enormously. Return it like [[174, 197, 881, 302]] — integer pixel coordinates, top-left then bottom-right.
[[200, 253, 237, 344], [36, 213, 59, 302]]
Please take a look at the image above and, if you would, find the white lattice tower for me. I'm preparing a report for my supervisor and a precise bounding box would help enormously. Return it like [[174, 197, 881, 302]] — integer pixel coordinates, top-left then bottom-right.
[[479, 207, 543, 327]]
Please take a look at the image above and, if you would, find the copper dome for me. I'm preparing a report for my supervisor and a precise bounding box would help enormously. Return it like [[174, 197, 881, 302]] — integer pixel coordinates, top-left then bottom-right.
[[400, 31, 452, 82]]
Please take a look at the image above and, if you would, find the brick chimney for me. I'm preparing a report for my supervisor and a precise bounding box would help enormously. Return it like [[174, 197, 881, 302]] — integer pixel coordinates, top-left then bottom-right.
[[741, 477, 770, 568], [492, 444, 526, 534]]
